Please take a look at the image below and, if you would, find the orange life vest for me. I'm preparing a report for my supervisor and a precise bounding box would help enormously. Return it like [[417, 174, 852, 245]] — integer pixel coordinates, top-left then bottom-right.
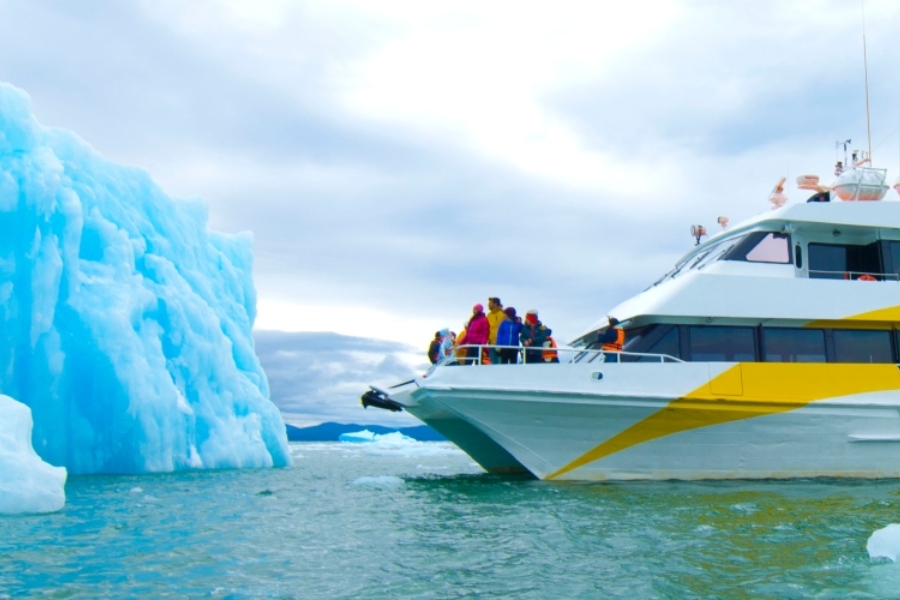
[[602, 327, 625, 352], [542, 337, 558, 362]]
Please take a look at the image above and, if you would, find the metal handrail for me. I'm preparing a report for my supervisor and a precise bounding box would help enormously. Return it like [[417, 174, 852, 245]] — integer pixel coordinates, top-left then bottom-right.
[[431, 344, 683, 369], [807, 269, 900, 281]]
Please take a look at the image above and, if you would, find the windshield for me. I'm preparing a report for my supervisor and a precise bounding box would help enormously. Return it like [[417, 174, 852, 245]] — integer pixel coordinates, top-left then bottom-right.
[[649, 234, 746, 288]]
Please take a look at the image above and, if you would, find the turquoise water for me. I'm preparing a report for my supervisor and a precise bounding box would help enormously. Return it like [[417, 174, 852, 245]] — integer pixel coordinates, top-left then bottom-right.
[[5, 441, 900, 599]]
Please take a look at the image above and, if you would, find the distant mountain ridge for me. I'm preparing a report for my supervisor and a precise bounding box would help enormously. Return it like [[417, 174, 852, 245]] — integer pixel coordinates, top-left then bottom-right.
[[285, 422, 446, 442]]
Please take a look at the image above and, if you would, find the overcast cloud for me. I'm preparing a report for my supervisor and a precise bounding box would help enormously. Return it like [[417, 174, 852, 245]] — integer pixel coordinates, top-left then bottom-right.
[[3, 0, 900, 424]]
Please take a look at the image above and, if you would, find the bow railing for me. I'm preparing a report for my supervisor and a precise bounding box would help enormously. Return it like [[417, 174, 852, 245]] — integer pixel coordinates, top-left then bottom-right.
[[429, 344, 682, 372]]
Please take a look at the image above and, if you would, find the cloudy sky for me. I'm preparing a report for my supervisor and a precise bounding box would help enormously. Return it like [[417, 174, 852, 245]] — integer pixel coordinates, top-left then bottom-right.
[[3, 0, 900, 426]]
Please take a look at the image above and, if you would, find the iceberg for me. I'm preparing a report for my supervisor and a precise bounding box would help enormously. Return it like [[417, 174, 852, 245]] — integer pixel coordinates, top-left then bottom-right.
[[0, 394, 66, 514], [868, 524, 900, 562], [0, 83, 291, 474]]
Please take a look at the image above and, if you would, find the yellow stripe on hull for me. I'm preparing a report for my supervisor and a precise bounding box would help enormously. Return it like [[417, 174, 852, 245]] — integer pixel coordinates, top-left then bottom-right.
[[547, 363, 900, 479]]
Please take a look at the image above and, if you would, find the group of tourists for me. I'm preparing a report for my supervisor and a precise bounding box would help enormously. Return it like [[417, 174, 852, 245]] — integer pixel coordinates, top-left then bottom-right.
[[427, 297, 558, 365], [427, 304, 627, 367]]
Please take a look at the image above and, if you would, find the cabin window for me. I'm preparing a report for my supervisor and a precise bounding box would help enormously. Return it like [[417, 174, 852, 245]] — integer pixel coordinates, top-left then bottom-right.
[[622, 325, 680, 362], [795, 244, 803, 269], [722, 232, 791, 264], [881, 241, 900, 280], [645, 327, 680, 361], [762, 328, 826, 363], [808, 242, 882, 279], [833, 330, 893, 363], [687, 326, 756, 362]]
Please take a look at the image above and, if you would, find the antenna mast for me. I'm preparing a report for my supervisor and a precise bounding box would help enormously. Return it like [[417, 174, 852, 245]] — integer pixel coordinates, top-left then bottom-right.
[[862, 0, 873, 162]]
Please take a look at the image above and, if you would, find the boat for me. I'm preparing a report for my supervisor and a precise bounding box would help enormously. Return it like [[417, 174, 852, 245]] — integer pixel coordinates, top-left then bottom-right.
[[361, 161, 900, 481]]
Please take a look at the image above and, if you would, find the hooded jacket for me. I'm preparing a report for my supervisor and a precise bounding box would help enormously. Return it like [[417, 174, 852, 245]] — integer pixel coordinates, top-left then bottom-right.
[[460, 311, 489, 345], [496, 318, 523, 347], [438, 328, 453, 359], [520, 320, 550, 348]]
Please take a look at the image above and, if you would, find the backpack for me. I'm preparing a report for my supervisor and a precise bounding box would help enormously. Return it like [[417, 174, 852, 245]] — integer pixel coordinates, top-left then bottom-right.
[[428, 339, 441, 364]]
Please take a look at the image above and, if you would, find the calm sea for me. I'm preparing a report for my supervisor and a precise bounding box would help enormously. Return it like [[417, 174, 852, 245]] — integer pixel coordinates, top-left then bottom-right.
[[4, 440, 900, 599]]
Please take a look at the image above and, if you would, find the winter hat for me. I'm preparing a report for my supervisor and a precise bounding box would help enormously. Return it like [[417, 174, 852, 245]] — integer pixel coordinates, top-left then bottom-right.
[[504, 307, 517, 318], [525, 310, 538, 324], [473, 303, 484, 313]]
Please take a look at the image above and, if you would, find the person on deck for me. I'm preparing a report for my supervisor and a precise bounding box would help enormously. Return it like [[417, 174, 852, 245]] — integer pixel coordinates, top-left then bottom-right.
[[597, 317, 625, 362], [486, 297, 505, 365], [495, 307, 523, 364], [427, 331, 442, 364], [454, 325, 467, 365], [520, 309, 551, 364], [437, 328, 453, 362], [542, 336, 559, 363], [458, 304, 490, 365]]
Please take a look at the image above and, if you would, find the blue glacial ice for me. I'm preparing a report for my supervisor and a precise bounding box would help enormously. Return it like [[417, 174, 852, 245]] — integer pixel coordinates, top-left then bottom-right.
[[0, 394, 66, 514], [0, 83, 291, 474]]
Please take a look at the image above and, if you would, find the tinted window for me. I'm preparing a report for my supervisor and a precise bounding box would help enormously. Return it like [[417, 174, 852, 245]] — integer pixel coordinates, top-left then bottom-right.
[[833, 330, 893, 363], [688, 326, 756, 362], [763, 328, 826, 362], [809, 243, 846, 278], [623, 326, 680, 362], [809, 242, 882, 279], [885, 241, 900, 278], [643, 327, 680, 361], [620, 326, 653, 352], [723, 232, 791, 264]]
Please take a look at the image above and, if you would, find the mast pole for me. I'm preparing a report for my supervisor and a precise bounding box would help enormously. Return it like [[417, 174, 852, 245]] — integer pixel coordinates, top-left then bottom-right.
[[863, 0, 872, 162]]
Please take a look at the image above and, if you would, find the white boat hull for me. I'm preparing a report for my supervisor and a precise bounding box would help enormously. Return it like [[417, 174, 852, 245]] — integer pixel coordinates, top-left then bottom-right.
[[388, 362, 900, 480]]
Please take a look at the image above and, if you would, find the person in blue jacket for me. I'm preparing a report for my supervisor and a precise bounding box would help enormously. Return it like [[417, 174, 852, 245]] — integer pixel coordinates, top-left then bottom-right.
[[495, 307, 523, 364]]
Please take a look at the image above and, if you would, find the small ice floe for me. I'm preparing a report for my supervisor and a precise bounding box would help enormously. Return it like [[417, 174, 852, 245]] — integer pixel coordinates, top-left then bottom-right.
[[340, 430, 462, 458], [350, 475, 405, 489], [129, 487, 143, 494], [339, 429, 379, 443], [868, 524, 900, 562]]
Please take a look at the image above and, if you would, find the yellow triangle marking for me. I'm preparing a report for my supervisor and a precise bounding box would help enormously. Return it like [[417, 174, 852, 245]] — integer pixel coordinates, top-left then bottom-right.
[[546, 363, 900, 480]]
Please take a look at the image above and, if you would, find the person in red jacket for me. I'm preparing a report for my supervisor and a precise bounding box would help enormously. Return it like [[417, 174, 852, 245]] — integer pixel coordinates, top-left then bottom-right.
[[458, 303, 490, 365]]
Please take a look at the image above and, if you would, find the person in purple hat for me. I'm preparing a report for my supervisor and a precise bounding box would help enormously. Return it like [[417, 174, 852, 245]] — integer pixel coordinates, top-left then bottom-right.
[[495, 307, 523, 364]]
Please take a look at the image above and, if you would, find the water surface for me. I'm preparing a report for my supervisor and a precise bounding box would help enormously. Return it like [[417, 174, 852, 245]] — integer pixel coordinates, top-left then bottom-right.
[[3, 441, 900, 598]]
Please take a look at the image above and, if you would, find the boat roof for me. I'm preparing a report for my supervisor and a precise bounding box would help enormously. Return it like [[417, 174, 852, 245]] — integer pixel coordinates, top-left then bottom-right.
[[678, 200, 900, 266]]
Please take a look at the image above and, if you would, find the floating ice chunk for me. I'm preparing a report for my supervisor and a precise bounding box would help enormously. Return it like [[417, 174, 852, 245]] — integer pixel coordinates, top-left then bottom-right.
[[868, 524, 900, 562], [0, 394, 66, 514], [351, 475, 405, 488], [338, 430, 462, 457], [339, 429, 378, 443], [0, 83, 290, 474]]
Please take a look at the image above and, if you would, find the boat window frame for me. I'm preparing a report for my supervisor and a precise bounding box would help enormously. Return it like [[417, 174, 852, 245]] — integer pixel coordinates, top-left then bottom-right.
[[832, 329, 894, 363], [685, 325, 758, 362], [722, 231, 793, 265], [621, 324, 680, 362], [761, 327, 827, 363], [808, 240, 883, 280]]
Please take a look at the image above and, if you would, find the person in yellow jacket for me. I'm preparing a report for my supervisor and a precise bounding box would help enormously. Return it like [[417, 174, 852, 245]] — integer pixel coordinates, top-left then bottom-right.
[[486, 297, 505, 365]]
